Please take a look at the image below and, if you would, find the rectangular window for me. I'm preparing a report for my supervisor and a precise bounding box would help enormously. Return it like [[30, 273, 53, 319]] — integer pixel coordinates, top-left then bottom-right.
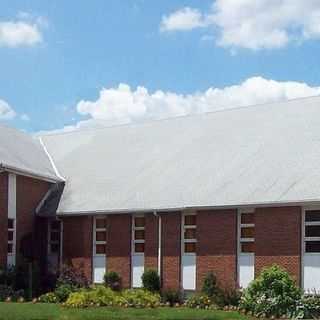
[[183, 213, 196, 254], [305, 210, 320, 253], [94, 217, 107, 255], [239, 212, 254, 253], [7, 218, 15, 255], [133, 215, 145, 254], [48, 220, 60, 254]]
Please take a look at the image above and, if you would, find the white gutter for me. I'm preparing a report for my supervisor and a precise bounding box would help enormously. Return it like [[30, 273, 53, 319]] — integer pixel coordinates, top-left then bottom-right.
[[56, 198, 320, 216], [59, 219, 63, 272], [0, 163, 61, 183], [153, 211, 161, 281]]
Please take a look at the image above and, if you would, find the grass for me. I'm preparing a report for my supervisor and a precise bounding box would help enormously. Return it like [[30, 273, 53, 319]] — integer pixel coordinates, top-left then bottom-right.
[[0, 303, 250, 320]]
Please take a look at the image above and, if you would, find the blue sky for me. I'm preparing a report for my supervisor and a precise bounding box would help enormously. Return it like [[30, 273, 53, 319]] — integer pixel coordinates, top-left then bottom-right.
[[1, 0, 320, 132]]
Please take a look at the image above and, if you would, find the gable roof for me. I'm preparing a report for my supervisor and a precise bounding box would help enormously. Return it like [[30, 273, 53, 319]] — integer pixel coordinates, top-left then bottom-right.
[[40, 95, 320, 215], [0, 123, 61, 182]]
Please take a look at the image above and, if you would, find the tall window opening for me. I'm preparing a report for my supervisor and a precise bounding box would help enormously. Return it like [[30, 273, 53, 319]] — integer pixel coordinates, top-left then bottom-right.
[[182, 214, 197, 254], [304, 210, 320, 253], [239, 212, 255, 253], [7, 218, 15, 257], [94, 217, 107, 255], [133, 215, 145, 254]]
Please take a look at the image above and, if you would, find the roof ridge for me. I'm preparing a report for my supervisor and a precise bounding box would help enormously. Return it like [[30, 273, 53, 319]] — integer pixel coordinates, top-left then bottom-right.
[[39, 137, 66, 181], [39, 94, 320, 137]]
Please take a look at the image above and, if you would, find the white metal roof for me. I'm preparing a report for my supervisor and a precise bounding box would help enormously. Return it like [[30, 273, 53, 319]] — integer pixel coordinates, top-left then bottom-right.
[[0, 123, 60, 182], [41, 95, 320, 214]]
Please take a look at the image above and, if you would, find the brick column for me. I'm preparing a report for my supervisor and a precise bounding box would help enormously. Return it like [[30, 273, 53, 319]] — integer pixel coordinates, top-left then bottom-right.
[[16, 175, 50, 265], [255, 206, 301, 284], [145, 213, 158, 270], [62, 216, 93, 282], [34, 217, 49, 278], [107, 214, 131, 288], [0, 173, 8, 268], [161, 212, 181, 290], [196, 209, 237, 290]]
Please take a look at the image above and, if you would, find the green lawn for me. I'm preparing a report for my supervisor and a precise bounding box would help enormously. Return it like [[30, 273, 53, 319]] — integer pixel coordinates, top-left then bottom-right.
[[0, 303, 249, 320]]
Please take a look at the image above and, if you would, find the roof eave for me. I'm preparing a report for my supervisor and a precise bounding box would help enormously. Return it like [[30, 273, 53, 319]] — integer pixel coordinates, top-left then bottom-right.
[[55, 198, 320, 216], [0, 162, 64, 183]]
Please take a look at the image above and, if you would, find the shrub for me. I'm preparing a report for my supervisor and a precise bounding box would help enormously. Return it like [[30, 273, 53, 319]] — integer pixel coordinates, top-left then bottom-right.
[[142, 269, 160, 292], [65, 286, 160, 308], [0, 267, 16, 287], [295, 294, 320, 319], [0, 284, 24, 302], [54, 284, 75, 303], [122, 289, 160, 308], [185, 294, 218, 309], [0, 263, 42, 299], [38, 292, 58, 303], [200, 272, 239, 308], [161, 289, 181, 306], [222, 288, 242, 307], [104, 271, 121, 291], [67, 286, 122, 308], [57, 265, 89, 289], [239, 265, 302, 318], [202, 272, 220, 297], [64, 290, 90, 308]]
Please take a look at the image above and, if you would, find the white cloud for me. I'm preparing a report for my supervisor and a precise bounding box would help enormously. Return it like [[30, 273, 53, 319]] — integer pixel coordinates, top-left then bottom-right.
[[0, 99, 16, 120], [0, 13, 45, 47], [20, 114, 30, 121], [161, 1, 320, 50], [47, 77, 320, 134], [160, 7, 208, 32]]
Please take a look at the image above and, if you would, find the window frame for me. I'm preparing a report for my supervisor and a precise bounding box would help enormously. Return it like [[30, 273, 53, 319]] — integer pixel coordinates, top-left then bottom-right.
[[93, 216, 107, 256], [7, 218, 16, 256], [182, 212, 197, 256], [48, 219, 60, 255], [132, 214, 145, 255], [238, 209, 255, 255], [303, 208, 320, 255]]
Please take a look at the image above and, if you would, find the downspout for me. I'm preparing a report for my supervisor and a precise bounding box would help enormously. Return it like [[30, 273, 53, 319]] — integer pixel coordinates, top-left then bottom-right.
[[57, 217, 63, 272], [153, 211, 162, 282]]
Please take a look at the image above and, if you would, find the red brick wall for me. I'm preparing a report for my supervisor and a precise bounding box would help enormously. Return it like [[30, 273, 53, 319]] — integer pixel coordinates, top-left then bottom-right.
[[145, 213, 158, 270], [16, 175, 51, 264], [196, 209, 237, 290], [161, 212, 181, 290], [107, 214, 132, 288], [62, 216, 93, 281], [255, 206, 301, 284], [0, 173, 8, 267]]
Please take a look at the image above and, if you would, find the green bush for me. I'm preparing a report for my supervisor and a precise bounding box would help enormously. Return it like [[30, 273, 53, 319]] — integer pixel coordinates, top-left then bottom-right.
[[142, 269, 160, 292], [222, 288, 242, 307], [239, 265, 302, 318], [104, 271, 121, 291], [294, 294, 320, 319], [202, 272, 220, 297], [64, 290, 89, 308], [200, 272, 240, 308], [161, 289, 181, 306], [0, 267, 16, 287], [185, 294, 218, 309], [38, 292, 58, 303], [0, 284, 24, 302], [65, 286, 160, 308], [54, 284, 75, 303], [65, 286, 119, 308], [122, 289, 160, 308]]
